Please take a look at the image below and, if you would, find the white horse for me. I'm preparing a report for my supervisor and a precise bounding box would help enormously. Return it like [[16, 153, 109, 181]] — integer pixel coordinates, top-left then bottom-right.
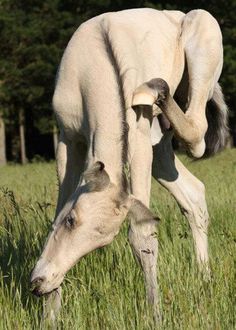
[[30, 8, 228, 322]]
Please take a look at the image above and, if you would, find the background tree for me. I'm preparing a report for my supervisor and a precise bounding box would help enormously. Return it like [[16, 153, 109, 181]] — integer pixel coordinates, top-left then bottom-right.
[[0, 0, 78, 162], [0, 110, 6, 165], [0, 0, 235, 163]]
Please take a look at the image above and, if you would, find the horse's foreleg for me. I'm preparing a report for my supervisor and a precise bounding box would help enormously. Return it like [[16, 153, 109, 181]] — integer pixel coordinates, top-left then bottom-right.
[[56, 131, 87, 216], [42, 287, 62, 328], [128, 114, 160, 322], [43, 131, 87, 325]]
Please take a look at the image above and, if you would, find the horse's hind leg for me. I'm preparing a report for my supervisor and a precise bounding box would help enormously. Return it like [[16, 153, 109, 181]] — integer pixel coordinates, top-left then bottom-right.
[[132, 10, 223, 158], [152, 133, 209, 271], [180, 9, 223, 156]]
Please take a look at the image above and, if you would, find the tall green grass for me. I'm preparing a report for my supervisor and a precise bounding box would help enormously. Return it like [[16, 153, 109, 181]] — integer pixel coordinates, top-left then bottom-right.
[[0, 150, 235, 329]]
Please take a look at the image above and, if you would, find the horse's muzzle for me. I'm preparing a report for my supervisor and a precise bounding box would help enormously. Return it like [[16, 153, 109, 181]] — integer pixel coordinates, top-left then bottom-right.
[[30, 276, 45, 297]]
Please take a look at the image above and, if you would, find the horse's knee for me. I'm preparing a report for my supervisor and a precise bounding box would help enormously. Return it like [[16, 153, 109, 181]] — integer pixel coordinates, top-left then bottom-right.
[[128, 223, 158, 264]]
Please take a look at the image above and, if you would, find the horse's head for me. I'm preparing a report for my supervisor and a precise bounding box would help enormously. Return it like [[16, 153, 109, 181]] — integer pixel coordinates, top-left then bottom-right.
[[30, 161, 156, 296]]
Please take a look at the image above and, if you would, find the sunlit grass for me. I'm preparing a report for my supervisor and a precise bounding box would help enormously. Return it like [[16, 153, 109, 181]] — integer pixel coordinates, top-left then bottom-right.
[[0, 149, 235, 329]]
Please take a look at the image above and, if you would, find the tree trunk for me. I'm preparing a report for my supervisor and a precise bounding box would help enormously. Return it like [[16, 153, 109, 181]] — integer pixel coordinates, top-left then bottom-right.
[[19, 109, 27, 164], [0, 113, 7, 165], [53, 124, 58, 157]]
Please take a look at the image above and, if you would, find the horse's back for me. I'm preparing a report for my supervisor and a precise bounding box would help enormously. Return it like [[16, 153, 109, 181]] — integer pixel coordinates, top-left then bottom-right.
[[53, 9, 187, 135]]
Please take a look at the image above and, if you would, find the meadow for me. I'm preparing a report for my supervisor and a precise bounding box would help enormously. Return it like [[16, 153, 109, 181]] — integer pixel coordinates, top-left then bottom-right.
[[0, 149, 235, 329]]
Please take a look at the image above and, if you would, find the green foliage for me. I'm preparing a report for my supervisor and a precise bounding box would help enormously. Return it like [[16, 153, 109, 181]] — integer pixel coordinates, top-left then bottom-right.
[[0, 150, 235, 328], [0, 0, 75, 134]]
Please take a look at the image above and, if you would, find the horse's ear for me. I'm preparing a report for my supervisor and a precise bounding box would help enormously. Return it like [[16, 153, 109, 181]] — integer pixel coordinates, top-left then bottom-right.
[[83, 161, 110, 192]]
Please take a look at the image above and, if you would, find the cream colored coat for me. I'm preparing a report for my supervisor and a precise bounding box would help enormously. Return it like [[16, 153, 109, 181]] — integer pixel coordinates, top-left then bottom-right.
[[31, 9, 228, 323]]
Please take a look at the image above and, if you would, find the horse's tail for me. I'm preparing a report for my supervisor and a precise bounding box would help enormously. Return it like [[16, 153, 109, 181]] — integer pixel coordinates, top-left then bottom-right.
[[204, 83, 229, 157]]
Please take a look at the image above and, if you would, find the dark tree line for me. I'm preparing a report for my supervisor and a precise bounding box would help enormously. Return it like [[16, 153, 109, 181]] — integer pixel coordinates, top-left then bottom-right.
[[0, 0, 235, 164]]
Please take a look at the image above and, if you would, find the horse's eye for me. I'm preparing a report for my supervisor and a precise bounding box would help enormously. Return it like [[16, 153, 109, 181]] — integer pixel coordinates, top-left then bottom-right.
[[65, 213, 75, 229]]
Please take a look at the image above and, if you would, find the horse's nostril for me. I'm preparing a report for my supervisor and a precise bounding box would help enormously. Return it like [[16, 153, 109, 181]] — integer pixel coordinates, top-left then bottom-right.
[[30, 276, 45, 296], [31, 276, 45, 287]]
